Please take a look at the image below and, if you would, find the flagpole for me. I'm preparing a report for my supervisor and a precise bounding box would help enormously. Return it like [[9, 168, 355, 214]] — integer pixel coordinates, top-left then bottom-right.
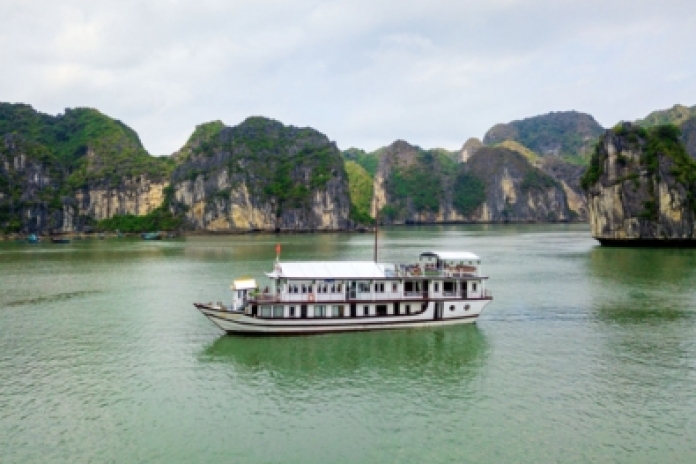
[[374, 198, 379, 263]]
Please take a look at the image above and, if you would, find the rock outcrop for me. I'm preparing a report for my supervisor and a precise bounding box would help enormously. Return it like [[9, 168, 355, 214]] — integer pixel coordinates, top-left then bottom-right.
[[170, 117, 351, 232], [583, 123, 696, 245], [483, 110, 604, 161], [459, 138, 482, 163], [369, 140, 571, 224], [465, 147, 572, 222], [0, 104, 172, 234]]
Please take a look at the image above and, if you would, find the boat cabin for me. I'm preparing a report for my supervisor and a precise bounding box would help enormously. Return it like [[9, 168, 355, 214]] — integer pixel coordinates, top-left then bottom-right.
[[229, 251, 489, 320]]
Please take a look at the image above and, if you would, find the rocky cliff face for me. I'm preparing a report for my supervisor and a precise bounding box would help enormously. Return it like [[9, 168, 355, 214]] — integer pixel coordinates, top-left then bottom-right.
[[370, 141, 571, 224], [538, 156, 587, 221], [0, 104, 173, 234], [583, 123, 696, 244], [465, 147, 572, 222], [170, 117, 351, 232]]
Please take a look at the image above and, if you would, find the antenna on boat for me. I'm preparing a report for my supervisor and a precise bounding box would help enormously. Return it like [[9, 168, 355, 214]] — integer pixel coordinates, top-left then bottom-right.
[[374, 198, 379, 263]]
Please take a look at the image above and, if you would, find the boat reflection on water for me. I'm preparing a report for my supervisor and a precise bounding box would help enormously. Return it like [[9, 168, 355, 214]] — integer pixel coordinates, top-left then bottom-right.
[[200, 325, 489, 390]]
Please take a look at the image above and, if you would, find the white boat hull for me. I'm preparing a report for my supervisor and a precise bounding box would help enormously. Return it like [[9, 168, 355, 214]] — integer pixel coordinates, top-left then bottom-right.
[[195, 300, 491, 335]]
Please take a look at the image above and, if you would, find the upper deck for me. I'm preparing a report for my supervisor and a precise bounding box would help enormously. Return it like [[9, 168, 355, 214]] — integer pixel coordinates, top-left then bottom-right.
[[266, 250, 484, 280]]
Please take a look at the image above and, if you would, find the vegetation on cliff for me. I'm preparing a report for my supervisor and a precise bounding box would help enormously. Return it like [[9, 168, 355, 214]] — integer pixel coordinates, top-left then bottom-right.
[[636, 104, 696, 128], [380, 147, 457, 221], [483, 111, 604, 163], [345, 161, 374, 224], [343, 148, 379, 176], [452, 170, 486, 216]]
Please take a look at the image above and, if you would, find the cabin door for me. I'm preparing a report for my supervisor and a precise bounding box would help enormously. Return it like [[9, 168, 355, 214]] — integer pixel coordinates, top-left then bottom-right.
[[422, 280, 429, 299], [349, 281, 357, 299], [434, 302, 443, 320], [301, 305, 307, 318], [462, 281, 468, 298], [350, 303, 357, 317]]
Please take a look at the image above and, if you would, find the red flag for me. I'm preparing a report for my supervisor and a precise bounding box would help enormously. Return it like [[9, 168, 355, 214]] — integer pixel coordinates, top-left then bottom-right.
[[276, 243, 281, 255]]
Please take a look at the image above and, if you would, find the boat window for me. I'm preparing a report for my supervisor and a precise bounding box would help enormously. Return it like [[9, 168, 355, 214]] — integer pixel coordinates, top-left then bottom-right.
[[260, 306, 272, 318], [359, 282, 369, 293], [374, 282, 384, 293], [301, 285, 307, 294], [289, 306, 296, 317], [332, 305, 344, 317], [443, 281, 455, 292], [314, 305, 326, 318], [404, 281, 414, 292], [450, 305, 455, 311], [472, 283, 478, 291], [273, 306, 284, 318], [363, 305, 369, 316], [376, 305, 388, 316], [434, 282, 439, 292], [337, 283, 342, 292], [405, 304, 411, 314], [392, 283, 398, 292]]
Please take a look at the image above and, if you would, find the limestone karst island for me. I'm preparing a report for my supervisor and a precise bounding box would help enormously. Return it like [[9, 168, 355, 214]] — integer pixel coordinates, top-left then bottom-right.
[[2, 102, 696, 245]]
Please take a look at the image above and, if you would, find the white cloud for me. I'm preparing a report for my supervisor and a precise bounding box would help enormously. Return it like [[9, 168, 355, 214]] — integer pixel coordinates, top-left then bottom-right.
[[0, 0, 694, 154]]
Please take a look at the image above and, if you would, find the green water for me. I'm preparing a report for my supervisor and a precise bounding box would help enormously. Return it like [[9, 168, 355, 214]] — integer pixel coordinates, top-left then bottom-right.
[[1, 224, 696, 463]]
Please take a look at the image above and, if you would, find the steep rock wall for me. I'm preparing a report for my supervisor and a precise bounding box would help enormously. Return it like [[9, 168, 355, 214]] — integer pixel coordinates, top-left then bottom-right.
[[170, 118, 351, 232], [584, 123, 696, 244], [466, 148, 571, 222]]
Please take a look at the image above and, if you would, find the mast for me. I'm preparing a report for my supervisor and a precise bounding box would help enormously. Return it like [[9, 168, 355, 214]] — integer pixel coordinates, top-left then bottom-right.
[[374, 198, 379, 262]]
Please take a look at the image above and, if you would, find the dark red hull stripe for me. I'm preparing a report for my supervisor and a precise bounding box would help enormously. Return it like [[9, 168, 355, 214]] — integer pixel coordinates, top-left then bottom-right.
[[203, 311, 480, 329]]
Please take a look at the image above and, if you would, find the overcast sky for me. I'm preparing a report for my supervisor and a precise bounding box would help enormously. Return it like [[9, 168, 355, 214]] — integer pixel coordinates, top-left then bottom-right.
[[1, 0, 695, 155]]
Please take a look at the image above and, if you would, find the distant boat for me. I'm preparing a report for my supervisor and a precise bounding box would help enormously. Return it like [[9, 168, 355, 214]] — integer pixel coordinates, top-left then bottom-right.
[[99, 233, 105, 240], [51, 237, 71, 244], [27, 234, 41, 244], [141, 232, 162, 240]]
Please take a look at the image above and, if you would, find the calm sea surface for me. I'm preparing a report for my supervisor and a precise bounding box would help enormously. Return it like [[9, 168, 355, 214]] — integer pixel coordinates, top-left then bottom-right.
[[1, 224, 696, 463]]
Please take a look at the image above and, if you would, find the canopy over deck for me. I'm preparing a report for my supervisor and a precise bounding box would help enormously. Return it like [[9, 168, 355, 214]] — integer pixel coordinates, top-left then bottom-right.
[[231, 279, 257, 290], [267, 261, 391, 279], [420, 251, 480, 262]]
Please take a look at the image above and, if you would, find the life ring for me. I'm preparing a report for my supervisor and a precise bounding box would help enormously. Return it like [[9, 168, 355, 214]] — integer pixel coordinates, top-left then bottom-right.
[[308, 293, 315, 302]]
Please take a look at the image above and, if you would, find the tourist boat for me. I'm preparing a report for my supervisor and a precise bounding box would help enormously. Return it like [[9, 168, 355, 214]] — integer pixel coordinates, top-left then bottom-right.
[[195, 249, 492, 335]]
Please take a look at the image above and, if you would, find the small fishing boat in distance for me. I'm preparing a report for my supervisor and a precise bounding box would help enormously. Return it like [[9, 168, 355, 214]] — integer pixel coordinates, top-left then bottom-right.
[[195, 245, 493, 336], [51, 237, 71, 244], [27, 234, 41, 244], [141, 231, 162, 240]]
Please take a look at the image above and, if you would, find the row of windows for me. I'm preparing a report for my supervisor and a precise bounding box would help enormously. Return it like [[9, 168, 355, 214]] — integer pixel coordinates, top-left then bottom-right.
[[283, 281, 478, 295], [255, 303, 424, 318]]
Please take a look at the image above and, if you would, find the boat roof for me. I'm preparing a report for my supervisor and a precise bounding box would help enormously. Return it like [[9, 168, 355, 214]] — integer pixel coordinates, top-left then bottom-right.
[[268, 261, 390, 279], [231, 278, 257, 290], [420, 251, 480, 261]]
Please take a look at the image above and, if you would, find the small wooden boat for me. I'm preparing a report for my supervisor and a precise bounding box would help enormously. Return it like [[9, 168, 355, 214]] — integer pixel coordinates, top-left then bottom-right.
[[141, 231, 162, 240], [27, 234, 41, 244], [51, 237, 71, 244]]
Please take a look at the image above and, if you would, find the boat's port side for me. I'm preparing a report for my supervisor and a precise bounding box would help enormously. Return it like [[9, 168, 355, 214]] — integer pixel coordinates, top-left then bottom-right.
[[196, 298, 490, 335]]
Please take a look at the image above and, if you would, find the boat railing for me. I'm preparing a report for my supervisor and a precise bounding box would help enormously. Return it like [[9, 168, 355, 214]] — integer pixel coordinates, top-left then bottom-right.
[[395, 264, 478, 278]]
